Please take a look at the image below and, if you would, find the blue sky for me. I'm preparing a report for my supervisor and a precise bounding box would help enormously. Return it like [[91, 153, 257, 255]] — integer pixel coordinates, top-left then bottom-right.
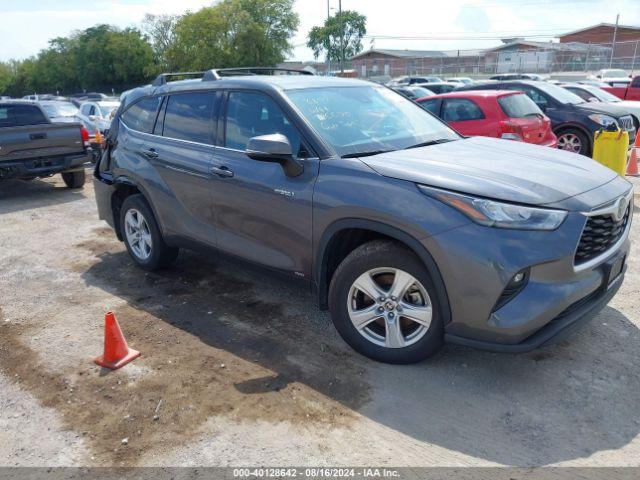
[[1, 0, 639, 62]]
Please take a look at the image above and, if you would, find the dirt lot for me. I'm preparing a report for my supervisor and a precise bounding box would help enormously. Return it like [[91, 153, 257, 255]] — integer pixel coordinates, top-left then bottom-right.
[[0, 174, 639, 467]]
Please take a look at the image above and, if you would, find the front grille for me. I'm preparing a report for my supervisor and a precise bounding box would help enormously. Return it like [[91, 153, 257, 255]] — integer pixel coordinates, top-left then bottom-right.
[[619, 115, 634, 132], [575, 203, 630, 265]]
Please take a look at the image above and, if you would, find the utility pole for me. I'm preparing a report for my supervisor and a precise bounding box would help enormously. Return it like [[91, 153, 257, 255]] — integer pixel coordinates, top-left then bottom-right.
[[338, 0, 344, 73], [609, 13, 620, 68], [327, 0, 331, 76]]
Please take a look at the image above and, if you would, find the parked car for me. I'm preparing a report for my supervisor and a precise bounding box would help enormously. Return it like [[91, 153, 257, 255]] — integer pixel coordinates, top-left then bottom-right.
[[489, 73, 546, 81], [455, 80, 636, 155], [392, 85, 434, 100], [414, 82, 458, 94], [94, 69, 631, 363], [38, 100, 79, 122], [560, 83, 640, 130], [417, 90, 557, 147], [589, 69, 631, 85], [445, 77, 474, 85], [0, 100, 91, 187], [389, 76, 443, 86], [79, 99, 120, 132], [599, 75, 640, 101]]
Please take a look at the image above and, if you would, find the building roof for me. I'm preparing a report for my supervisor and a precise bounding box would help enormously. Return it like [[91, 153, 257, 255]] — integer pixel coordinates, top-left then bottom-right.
[[559, 23, 640, 38], [485, 40, 605, 52], [351, 49, 447, 60]]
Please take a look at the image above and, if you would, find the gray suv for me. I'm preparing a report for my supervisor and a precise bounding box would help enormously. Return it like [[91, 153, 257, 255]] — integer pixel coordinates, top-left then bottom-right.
[[94, 69, 631, 364]]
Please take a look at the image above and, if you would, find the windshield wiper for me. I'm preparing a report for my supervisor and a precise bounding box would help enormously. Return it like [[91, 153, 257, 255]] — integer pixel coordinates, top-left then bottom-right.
[[341, 149, 391, 158], [404, 138, 455, 150]]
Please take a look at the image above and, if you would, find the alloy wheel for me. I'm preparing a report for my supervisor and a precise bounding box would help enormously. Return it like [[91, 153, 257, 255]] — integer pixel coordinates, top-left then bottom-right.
[[124, 208, 153, 260], [557, 133, 582, 153], [347, 267, 432, 348]]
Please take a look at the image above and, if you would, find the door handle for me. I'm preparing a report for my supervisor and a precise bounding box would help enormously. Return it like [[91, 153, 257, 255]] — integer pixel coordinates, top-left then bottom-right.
[[211, 165, 234, 178], [142, 148, 158, 159]]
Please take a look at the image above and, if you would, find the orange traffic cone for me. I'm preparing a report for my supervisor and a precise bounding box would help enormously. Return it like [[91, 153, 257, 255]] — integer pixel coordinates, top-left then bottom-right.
[[627, 135, 640, 176], [94, 311, 140, 370]]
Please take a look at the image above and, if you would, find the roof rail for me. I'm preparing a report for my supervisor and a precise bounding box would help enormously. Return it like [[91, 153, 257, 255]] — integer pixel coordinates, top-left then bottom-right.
[[152, 67, 314, 87], [202, 67, 314, 81], [152, 71, 205, 86]]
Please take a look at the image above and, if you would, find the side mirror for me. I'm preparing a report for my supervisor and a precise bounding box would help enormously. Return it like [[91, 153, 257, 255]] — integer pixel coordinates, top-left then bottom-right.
[[88, 115, 97, 121], [246, 134, 303, 177]]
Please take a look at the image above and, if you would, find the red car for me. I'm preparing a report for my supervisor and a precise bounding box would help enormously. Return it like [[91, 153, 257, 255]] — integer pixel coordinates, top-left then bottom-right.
[[601, 75, 640, 101], [416, 90, 557, 147]]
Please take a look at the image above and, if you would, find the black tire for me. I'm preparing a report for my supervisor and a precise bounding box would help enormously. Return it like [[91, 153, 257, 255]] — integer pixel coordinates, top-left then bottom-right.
[[556, 128, 590, 156], [328, 240, 444, 364], [61, 170, 86, 188], [119, 194, 179, 270]]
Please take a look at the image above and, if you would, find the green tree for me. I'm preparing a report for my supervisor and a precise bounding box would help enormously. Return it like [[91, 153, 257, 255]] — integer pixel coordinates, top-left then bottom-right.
[[307, 10, 366, 68], [142, 13, 179, 70], [0, 62, 13, 95], [168, 0, 299, 71]]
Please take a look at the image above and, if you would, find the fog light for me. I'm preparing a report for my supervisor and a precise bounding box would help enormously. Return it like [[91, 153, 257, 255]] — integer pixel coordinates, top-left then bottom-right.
[[513, 272, 525, 283], [491, 269, 530, 313]]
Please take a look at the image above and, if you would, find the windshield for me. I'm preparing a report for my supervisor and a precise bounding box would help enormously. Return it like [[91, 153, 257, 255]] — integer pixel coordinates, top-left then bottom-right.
[[286, 86, 459, 157], [498, 93, 543, 118], [534, 82, 585, 105], [581, 85, 621, 102], [41, 103, 78, 118]]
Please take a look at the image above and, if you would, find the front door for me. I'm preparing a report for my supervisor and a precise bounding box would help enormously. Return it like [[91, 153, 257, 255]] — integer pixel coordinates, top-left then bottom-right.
[[210, 90, 318, 278]]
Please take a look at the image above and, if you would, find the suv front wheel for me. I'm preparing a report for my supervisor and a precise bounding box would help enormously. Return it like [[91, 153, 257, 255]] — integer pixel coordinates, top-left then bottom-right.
[[120, 194, 179, 270], [328, 240, 444, 364]]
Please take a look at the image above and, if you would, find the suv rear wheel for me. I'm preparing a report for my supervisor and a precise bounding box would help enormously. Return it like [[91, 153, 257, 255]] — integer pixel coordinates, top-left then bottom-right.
[[120, 194, 179, 270], [556, 128, 589, 156], [61, 170, 86, 188], [328, 240, 443, 364]]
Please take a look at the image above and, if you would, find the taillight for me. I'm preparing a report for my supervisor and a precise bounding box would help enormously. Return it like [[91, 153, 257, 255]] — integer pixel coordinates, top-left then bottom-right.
[[499, 121, 524, 141], [80, 126, 91, 148]]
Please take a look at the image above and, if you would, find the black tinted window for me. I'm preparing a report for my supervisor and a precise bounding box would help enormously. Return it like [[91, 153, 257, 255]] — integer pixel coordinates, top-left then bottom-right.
[[418, 99, 441, 116], [0, 104, 49, 127], [225, 91, 301, 155], [122, 96, 161, 133], [163, 92, 215, 144], [442, 99, 484, 121]]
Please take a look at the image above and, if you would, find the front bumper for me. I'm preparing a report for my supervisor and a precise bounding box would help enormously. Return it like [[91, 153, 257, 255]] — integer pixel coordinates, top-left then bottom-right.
[[421, 180, 631, 352], [444, 262, 625, 353], [0, 151, 92, 179]]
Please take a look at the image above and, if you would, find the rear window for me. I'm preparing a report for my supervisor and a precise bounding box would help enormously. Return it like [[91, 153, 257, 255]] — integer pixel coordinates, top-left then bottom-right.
[[162, 92, 215, 144], [0, 104, 49, 127], [121, 96, 161, 133], [498, 93, 543, 118]]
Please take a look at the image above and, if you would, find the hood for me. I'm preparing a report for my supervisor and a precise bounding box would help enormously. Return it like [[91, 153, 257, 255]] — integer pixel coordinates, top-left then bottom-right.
[[358, 136, 618, 206], [573, 101, 632, 118]]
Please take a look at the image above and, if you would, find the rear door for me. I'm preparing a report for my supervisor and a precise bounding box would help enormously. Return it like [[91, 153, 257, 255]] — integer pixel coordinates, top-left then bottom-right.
[[441, 98, 489, 137], [0, 104, 83, 162], [149, 91, 219, 246]]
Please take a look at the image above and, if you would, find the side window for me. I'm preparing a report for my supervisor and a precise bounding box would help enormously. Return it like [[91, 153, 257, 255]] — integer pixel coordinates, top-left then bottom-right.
[[523, 88, 549, 109], [121, 96, 162, 133], [566, 88, 591, 102], [442, 99, 484, 122], [162, 92, 215, 144], [224, 91, 302, 155], [90, 106, 96, 116], [419, 99, 442, 117]]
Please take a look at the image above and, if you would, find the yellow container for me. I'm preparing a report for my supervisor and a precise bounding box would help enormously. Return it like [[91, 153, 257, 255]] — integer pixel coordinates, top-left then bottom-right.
[[592, 128, 629, 176]]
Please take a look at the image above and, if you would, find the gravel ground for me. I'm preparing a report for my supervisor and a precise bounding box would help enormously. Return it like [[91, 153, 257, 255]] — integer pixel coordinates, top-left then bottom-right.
[[0, 174, 639, 467]]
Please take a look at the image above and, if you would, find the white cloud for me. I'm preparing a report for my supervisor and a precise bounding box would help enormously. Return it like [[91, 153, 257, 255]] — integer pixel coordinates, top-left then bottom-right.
[[1, 0, 639, 62]]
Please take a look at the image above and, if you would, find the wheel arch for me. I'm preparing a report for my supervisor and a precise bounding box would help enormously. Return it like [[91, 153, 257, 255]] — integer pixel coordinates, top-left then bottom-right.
[[315, 218, 451, 325], [553, 123, 593, 153], [110, 177, 162, 242]]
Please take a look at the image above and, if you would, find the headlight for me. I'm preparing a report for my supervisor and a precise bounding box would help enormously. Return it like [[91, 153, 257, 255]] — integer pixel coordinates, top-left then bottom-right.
[[588, 114, 618, 127], [419, 186, 567, 230]]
